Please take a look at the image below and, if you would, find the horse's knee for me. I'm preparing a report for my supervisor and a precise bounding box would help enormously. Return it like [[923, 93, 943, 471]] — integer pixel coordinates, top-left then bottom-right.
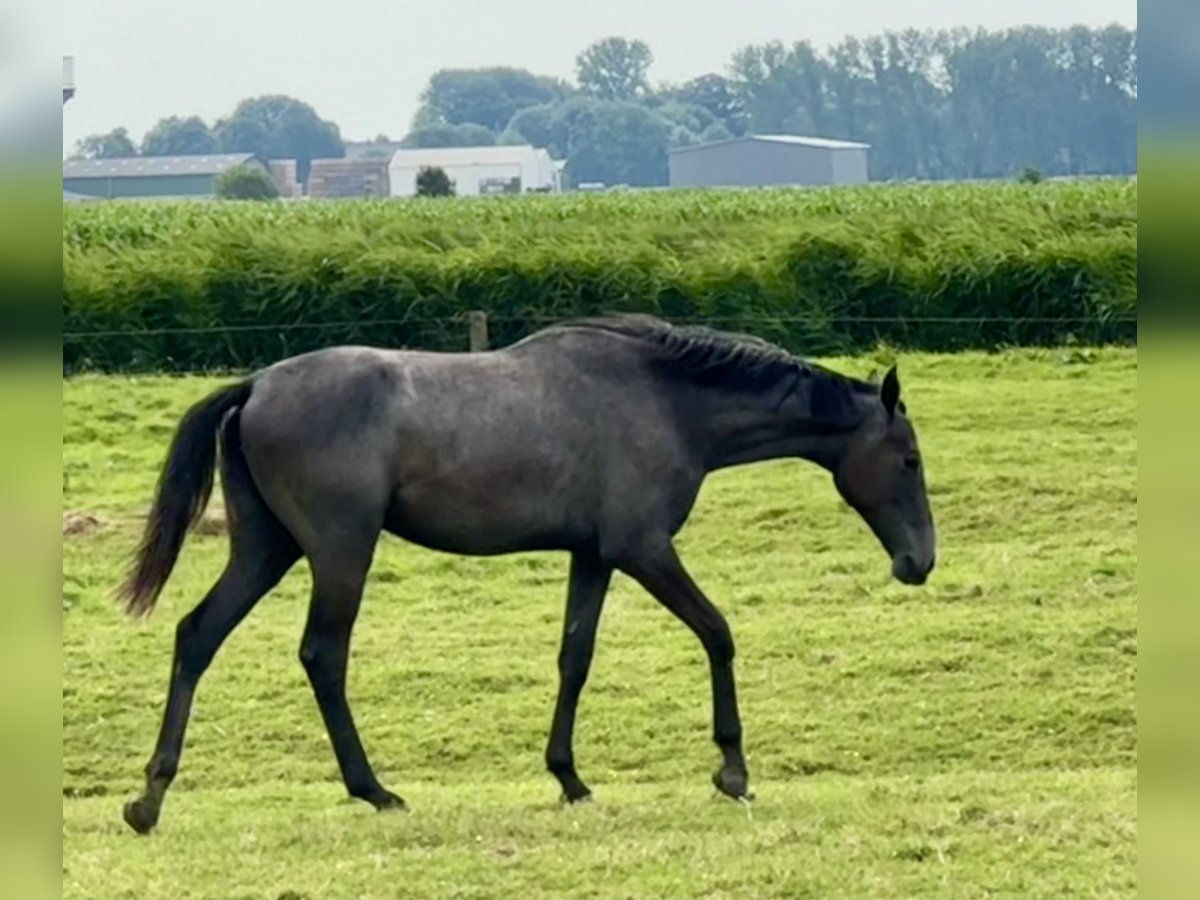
[[298, 630, 346, 692], [298, 636, 324, 677], [556, 652, 592, 694], [707, 623, 735, 667]]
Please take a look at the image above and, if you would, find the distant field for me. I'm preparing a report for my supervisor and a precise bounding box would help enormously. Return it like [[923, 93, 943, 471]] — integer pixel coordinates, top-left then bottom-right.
[[62, 347, 1136, 899], [63, 179, 1136, 371]]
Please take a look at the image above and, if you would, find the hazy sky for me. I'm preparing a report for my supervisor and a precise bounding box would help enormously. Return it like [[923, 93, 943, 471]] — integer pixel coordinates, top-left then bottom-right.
[[63, 0, 1136, 154]]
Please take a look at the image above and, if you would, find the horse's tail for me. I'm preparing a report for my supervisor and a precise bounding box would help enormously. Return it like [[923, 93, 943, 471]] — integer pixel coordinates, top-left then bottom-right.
[[117, 380, 254, 618]]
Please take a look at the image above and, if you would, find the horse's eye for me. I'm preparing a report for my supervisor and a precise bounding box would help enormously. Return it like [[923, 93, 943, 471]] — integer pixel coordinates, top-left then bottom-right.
[[904, 455, 921, 470]]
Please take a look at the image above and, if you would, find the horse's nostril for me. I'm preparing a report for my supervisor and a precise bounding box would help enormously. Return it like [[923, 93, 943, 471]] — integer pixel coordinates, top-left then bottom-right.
[[892, 553, 930, 585]]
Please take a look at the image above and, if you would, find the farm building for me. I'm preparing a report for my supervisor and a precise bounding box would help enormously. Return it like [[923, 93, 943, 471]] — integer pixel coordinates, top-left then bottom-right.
[[268, 160, 301, 198], [388, 145, 561, 197], [63, 153, 270, 200], [307, 157, 390, 198], [668, 134, 870, 188]]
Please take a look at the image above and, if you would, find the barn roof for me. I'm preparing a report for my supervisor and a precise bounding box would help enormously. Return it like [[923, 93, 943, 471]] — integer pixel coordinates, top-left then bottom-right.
[[669, 134, 870, 155], [63, 153, 260, 179], [388, 145, 548, 168], [343, 140, 406, 160]]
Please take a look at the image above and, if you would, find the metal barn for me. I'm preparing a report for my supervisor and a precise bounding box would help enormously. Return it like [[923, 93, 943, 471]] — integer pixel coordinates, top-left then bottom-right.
[[668, 135, 870, 189], [62, 153, 268, 200]]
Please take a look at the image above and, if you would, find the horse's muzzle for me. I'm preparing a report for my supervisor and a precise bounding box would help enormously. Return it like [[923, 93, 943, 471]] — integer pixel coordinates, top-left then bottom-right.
[[892, 553, 934, 586]]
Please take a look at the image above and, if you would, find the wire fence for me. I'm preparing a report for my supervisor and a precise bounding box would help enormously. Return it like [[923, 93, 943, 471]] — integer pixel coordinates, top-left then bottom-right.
[[62, 314, 1137, 341], [62, 311, 1138, 374]]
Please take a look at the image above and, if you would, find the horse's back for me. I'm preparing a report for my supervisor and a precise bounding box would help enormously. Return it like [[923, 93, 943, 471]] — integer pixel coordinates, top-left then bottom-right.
[[235, 343, 589, 549]]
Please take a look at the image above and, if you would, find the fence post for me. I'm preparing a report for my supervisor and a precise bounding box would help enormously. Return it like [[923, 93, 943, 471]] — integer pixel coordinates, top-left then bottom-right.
[[468, 310, 489, 352]]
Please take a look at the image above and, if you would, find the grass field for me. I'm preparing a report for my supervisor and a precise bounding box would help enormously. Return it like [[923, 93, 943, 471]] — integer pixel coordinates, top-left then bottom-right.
[[62, 347, 1137, 899]]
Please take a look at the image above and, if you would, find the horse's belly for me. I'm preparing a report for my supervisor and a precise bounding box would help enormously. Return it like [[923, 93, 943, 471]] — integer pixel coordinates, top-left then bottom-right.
[[382, 476, 586, 556]]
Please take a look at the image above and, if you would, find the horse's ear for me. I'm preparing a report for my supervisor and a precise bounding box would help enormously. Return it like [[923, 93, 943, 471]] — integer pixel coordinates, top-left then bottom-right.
[[881, 365, 900, 419]]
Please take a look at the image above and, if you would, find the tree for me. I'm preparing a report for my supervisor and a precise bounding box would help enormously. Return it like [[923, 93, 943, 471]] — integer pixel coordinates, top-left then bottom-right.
[[415, 166, 455, 197], [727, 25, 1137, 182], [729, 42, 796, 134], [576, 37, 653, 101], [559, 99, 669, 186], [860, 31, 947, 180], [359, 134, 398, 160], [402, 123, 496, 148], [497, 127, 531, 146], [414, 68, 568, 133], [502, 97, 673, 185], [73, 127, 137, 159], [823, 36, 877, 154], [667, 74, 748, 135], [140, 116, 216, 156], [941, 27, 1073, 179], [502, 103, 568, 156], [213, 95, 343, 183], [655, 101, 732, 148], [730, 40, 831, 136], [215, 163, 279, 200]]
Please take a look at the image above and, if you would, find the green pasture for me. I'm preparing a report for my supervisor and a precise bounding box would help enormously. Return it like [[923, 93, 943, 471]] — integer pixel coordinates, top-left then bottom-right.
[[63, 347, 1136, 899]]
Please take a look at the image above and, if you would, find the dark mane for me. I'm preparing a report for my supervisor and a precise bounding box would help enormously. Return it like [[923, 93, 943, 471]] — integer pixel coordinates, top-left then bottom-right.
[[552, 315, 877, 425]]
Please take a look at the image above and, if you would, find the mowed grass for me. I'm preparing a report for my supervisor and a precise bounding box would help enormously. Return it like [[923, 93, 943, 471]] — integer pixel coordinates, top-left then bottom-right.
[[62, 348, 1137, 899]]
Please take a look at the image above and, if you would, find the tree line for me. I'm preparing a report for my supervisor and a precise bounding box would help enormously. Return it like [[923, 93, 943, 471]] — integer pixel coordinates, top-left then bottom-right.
[[71, 95, 343, 184], [73, 24, 1136, 188]]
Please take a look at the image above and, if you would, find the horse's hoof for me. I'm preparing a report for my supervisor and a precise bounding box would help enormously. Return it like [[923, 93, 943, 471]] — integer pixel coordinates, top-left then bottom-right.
[[123, 797, 159, 835], [560, 788, 593, 805], [372, 790, 407, 812], [712, 767, 754, 802]]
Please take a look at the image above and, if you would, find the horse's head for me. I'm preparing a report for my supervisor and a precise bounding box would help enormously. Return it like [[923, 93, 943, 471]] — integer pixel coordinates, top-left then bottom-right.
[[833, 366, 937, 585]]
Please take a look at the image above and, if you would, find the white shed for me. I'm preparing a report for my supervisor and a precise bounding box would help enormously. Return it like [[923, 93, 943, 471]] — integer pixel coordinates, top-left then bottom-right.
[[388, 145, 561, 197]]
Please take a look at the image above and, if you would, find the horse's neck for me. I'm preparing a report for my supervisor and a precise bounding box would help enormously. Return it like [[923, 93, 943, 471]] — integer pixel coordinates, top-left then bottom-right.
[[698, 391, 859, 473]]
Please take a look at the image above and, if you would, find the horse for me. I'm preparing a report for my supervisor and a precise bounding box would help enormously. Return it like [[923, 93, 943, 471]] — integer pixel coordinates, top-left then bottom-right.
[[116, 315, 936, 834]]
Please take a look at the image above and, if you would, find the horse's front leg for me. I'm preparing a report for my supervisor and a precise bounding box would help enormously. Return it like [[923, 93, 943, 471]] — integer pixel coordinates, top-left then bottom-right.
[[621, 541, 751, 801]]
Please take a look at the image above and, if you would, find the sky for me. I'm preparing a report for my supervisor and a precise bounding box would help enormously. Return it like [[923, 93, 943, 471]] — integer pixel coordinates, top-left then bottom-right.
[[62, 0, 1137, 155]]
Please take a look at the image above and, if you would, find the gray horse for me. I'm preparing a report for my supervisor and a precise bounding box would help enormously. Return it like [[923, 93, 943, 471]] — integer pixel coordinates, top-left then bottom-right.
[[117, 315, 936, 834]]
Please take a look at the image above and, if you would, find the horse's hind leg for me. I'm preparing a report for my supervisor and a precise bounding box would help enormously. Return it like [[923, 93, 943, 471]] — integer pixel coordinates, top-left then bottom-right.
[[546, 551, 613, 802], [299, 530, 403, 812], [123, 418, 300, 835]]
